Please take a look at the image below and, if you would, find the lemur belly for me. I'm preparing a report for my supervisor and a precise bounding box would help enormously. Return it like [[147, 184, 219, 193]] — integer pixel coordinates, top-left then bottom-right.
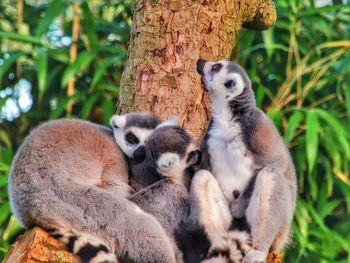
[[207, 120, 254, 203]]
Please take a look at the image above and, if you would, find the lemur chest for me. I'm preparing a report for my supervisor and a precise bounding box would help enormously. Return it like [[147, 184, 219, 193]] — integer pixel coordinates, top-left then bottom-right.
[[207, 121, 255, 202]]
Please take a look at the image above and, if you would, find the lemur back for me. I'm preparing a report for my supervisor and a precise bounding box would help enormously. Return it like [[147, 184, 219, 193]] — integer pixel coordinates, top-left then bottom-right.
[[9, 114, 181, 263]]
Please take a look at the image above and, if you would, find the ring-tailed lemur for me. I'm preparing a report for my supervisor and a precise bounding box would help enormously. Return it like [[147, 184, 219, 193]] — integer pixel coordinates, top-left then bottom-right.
[[193, 59, 297, 263], [9, 113, 180, 263], [114, 121, 203, 262]]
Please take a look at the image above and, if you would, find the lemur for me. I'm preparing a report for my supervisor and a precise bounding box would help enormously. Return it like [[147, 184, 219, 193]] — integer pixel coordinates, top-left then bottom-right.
[[193, 59, 297, 263], [111, 119, 204, 262], [9, 113, 181, 263]]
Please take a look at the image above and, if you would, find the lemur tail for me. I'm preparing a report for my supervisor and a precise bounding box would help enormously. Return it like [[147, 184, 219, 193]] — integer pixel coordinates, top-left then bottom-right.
[[48, 228, 117, 263], [206, 230, 252, 263]]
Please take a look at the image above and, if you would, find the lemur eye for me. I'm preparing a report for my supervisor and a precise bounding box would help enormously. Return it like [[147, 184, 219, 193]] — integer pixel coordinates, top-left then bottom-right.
[[125, 132, 140, 145], [211, 63, 222, 72], [224, 79, 236, 89]]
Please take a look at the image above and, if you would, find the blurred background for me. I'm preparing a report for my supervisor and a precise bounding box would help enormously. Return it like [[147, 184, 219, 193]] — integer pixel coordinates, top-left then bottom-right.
[[0, 0, 349, 262]]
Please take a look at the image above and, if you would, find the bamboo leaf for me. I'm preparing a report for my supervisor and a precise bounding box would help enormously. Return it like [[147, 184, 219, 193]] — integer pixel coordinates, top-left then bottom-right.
[[35, 0, 62, 37], [61, 52, 95, 88], [0, 31, 44, 46], [306, 111, 319, 172], [91, 56, 121, 88], [80, 93, 99, 119], [315, 109, 350, 161], [37, 47, 47, 104], [285, 111, 304, 144]]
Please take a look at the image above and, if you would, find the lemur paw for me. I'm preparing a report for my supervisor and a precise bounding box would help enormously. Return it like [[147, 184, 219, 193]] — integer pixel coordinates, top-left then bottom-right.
[[243, 250, 266, 263], [157, 153, 181, 176]]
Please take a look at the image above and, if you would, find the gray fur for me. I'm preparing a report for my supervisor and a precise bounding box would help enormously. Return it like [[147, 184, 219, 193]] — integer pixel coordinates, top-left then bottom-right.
[[9, 114, 178, 263], [196, 60, 297, 262]]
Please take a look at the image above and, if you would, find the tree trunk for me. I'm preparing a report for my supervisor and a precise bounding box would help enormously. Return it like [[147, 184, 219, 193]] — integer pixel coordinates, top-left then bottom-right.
[[118, 0, 276, 139]]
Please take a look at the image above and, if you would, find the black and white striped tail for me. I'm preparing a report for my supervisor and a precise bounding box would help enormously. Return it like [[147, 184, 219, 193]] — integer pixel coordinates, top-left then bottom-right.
[[205, 230, 252, 263], [48, 228, 117, 263]]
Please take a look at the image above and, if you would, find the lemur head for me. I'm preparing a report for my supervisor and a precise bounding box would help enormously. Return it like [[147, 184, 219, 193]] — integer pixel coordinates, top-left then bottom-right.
[[197, 60, 254, 112], [144, 123, 201, 187], [110, 112, 161, 160]]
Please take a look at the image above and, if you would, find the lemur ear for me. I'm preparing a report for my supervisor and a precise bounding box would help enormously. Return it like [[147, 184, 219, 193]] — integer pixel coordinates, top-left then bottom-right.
[[110, 115, 126, 129], [186, 150, 202, 166], [156, 115, 180, 129]]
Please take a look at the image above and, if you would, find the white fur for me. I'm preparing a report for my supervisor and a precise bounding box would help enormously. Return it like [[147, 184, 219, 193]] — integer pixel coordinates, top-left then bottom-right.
[[110, 115, 126, 129], [207, 117, 254, 203], [73, 233, 109, 254], [243, 250, 266, 263], [91, 252, 118, 263], [157, 115, 180, 128], [112, 126, 153, 158], [201, 61, 245, 101], [157, 142, 197, 186], [189, 170, 232, 239]]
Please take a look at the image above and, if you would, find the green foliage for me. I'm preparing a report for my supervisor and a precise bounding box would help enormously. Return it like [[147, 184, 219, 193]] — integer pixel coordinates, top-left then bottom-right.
[[0, 0, 349, 262], [234, 0, 350, 261]]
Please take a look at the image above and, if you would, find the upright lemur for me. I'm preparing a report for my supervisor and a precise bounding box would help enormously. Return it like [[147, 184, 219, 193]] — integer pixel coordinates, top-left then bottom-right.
[[9, 113, 182, 263], [193, 60, 297, 263]]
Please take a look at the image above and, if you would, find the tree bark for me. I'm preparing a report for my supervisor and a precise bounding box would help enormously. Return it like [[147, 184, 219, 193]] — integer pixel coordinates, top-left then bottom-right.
[[3, 227, 80, 263], [118, 0, 276, 139]]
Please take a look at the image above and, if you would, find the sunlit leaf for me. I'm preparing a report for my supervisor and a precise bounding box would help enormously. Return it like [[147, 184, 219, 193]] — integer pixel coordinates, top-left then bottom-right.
[[306, 111, 319, 172], [37, 47, 47, 104], [285, 110, 304, 144]]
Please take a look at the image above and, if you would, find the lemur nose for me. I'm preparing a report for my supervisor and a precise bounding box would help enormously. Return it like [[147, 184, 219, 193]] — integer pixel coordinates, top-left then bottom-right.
[[197, 59, 207, 75], [133, 145, 146, 162], [233, 190, 240, 199]]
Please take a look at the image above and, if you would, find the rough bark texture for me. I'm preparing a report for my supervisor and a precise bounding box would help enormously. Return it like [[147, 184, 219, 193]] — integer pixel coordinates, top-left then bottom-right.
[[3, 227, 80, 263], [118, 0, 276, 139]]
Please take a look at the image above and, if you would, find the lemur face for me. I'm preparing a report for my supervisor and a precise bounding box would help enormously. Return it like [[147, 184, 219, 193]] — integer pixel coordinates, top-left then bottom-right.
[[145, 125, 201, 183], [197, 59, 250, 101], [110, 113, 161, 160]]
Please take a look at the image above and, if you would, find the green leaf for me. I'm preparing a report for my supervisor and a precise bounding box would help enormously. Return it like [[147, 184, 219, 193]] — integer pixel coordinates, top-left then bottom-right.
[[35, 0, 62, 37], [345, 83, 350, 122], [285, 111, 304, 144], [0, 203, 10, 224], [80, 93, 99, 119], [37, 47, 48, 104], [306, 111, 319, 172], [262, 28, 274, 59], [91, 56, 121, 88], [81, 2, 98, 51], [0, 31, 44, 46], [61, 52, 95, 88], [315, 109, 350, 161]]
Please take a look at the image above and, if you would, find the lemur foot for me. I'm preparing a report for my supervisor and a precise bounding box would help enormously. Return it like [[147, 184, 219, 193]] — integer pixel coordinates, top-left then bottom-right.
[[243, 250, 266, 263]]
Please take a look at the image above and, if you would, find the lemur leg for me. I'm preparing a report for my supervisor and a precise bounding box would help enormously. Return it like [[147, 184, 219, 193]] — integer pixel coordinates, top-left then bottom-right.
[[244, 167, 293, 263], [190, 170, 250, 263], [189, 170, 232, 241], [33, 182, 177, 263]]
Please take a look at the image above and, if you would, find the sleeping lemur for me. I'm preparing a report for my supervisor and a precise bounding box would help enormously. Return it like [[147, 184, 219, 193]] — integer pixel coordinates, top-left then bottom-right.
[[112, 119, 203, 262], [193, 59, 297, 263], [9, 113, 181, 263]]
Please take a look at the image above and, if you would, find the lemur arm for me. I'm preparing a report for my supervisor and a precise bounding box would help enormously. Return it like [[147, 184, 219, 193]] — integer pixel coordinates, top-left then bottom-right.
[[246, 111, 290, 172]]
